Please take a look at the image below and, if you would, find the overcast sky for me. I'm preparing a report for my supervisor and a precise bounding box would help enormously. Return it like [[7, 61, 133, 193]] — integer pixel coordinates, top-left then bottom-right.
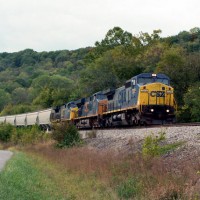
[[0, 0, 199, 53]]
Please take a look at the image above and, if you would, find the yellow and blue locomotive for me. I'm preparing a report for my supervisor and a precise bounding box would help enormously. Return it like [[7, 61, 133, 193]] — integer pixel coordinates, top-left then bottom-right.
[[51, 73, 176, 128]]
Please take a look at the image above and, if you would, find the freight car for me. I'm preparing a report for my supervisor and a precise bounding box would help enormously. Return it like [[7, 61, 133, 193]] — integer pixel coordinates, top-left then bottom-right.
[[0, 73, 176, 129], [0, 109, 52, 130]]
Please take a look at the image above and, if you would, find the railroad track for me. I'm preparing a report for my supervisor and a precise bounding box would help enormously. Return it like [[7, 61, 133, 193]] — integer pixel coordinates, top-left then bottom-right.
[[163, 122, 200, 127], [79, 122, 200, 131]]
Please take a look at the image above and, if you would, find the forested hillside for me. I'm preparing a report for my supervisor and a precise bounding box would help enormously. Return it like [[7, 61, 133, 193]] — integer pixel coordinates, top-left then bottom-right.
[[0, 27, 200, 122]]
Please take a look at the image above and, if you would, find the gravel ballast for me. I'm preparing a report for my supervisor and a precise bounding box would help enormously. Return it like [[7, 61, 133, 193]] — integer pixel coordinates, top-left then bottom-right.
[[80, 126, 200, 158]]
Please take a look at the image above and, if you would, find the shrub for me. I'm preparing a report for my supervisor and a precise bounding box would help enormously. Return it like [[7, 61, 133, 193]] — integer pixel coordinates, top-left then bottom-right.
[[142, 131, 166, 157], [11, 125, 49, 145], [0, 123, 50, 145], [0, 123, 14, 142], [52, 123, 81, 148], [142, 131, 184, 158]]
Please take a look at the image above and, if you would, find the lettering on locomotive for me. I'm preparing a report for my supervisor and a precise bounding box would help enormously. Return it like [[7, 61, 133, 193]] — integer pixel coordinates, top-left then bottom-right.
[[150, 91, 165, 97]]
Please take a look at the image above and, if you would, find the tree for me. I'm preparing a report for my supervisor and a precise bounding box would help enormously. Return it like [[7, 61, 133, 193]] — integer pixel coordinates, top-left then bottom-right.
[[11, 87, 29, 105], [0, 89, 11, 111], [185, 53, 200, 82], [1, 104, 33, 115], [183, 83, 200, 122], [32, 75, 73, 107], [81, 47, 142, 95], [140, 42, 167, 72], [137, 29, 162, 46], [95, 26, 133, 48], [156, 47, 188, 104], [189, 27, 200, 34], [85, 27, 133, 63]]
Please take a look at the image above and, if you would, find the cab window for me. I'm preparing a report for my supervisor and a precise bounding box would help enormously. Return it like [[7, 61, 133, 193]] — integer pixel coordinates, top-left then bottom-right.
[[138, 78, 152, 85], [138, 77, 169, 85]]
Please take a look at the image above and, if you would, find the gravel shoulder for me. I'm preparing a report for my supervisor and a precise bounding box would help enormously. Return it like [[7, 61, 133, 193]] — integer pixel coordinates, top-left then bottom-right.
[[80, 126, 200, 159], [0, 150, 13, 171]]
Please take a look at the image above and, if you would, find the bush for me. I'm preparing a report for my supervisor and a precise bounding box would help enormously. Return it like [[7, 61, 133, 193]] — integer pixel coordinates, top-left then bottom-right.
[[142, 131, 184, 158], [0, 123, 50, 145], [142, 131, 166, 157], [0, 123, 14, 142], [52, 123, 81, 148], [11, 125, 48, 145]]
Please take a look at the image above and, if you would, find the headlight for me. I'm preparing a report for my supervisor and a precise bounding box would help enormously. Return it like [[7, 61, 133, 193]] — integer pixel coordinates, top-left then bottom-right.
[[166, 109, 170, 113], [150, 109, 154, 112]]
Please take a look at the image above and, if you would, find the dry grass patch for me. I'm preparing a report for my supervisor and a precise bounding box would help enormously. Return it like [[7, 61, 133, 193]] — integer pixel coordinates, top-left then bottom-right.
[[25, 142, 200, 199]]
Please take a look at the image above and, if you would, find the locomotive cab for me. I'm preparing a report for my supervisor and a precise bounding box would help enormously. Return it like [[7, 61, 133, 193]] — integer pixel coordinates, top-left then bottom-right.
[[135, 73, 176, 124], [60, 102, 78, 121]]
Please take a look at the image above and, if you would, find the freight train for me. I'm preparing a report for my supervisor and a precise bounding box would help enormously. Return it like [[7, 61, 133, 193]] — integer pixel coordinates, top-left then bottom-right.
[[0, 73, 176, 129]]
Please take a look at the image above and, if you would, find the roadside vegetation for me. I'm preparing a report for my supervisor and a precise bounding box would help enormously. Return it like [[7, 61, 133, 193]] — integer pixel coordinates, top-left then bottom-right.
[[0, 123, 49, 146], [0, 152, 116, 200], [25, 137, 199, 199], [52, 123, 82, 148], [1, 123, 200, 199]]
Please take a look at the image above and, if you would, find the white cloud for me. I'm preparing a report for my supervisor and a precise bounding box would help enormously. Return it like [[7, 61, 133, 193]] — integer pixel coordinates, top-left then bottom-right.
[[0, 0, 199, 52]]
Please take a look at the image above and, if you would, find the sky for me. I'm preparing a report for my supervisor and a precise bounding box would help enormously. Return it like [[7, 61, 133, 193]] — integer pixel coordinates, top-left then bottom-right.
[[0, 0, 199, 53]]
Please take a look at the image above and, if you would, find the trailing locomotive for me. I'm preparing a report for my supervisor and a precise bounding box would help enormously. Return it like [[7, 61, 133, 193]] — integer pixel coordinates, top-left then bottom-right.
[[0, 73, 176, 129], [51, 73, 176, 128]]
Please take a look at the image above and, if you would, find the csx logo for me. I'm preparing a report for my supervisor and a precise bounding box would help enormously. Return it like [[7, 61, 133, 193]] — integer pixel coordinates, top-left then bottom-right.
[[150, 91, 165, 97]]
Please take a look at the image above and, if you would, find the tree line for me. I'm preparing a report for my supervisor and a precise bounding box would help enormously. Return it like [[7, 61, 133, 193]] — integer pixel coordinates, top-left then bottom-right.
[[0, 27, 200, 122]]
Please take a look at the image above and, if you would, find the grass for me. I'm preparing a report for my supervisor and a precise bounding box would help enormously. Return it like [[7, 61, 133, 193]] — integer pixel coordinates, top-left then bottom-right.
[[0, 150, 116, 200], [116, 177, 142, 199], [25, 142, 200, 200], [0, 152, 66, 200], [159, 141, 185, 155]]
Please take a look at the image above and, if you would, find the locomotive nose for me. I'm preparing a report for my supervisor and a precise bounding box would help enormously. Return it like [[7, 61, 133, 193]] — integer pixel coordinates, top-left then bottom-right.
[[139, 82, 174, 107], [138, 82, 176, 124]]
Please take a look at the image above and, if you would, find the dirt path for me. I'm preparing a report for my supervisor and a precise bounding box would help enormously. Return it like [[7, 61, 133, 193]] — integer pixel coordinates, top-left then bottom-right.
[[0, 150, 13, 171]]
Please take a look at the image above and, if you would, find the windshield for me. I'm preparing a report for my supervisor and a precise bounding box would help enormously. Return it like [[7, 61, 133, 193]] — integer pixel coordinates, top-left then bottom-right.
[[138, 77, 169, 85], [97, 94, 106, 100]]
